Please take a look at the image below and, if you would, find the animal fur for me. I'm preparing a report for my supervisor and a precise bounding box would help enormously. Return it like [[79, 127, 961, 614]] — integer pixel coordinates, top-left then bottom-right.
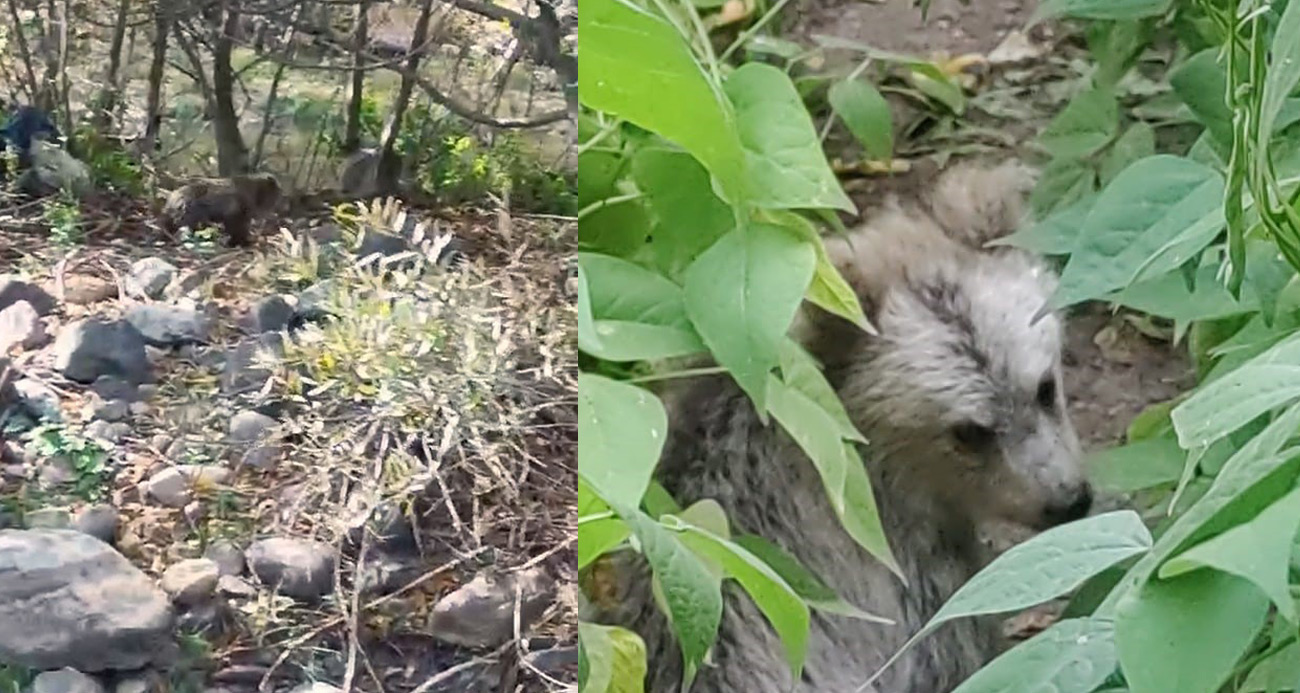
[[589, 160, 1092, 693], [160, 172, 282, 247]]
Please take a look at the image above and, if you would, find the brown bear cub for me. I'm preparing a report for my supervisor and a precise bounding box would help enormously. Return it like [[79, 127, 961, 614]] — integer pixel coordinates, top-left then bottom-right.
[[159, 172, 282, 247]]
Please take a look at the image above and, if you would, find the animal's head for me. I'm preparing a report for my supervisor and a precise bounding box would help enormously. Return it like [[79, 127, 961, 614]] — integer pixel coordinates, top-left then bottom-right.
[[797, 161, 1090, 535]]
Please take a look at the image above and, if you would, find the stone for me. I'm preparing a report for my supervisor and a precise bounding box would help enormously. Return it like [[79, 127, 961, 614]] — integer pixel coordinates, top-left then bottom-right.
[[0, 529, 174, 670], [83, 420, 131, 445], [124, 304, 211, 348], [91, 376, 141, 402], [125, 258, 178, 300], [0, 274, 56, 315], [216, 575, 257, 598], [58, 275, 117, 306], [14, 377, 63, 421], [32, 668, 105, 693], [205, 539, 245, 576], [160, 558, 220, 606], [90, 398, 130, 422], [220, 333, 283, 394], [144, 465, 231, 508], [0, 299, 46, 352], [245, 537, 336, 600], [53, 319, 150, 384], [429, 567, 557, 648], [74, 504, 119, 544], [295, 281, 338, 322], [241, 295, 295, 334], [228, 410, 276, 444]]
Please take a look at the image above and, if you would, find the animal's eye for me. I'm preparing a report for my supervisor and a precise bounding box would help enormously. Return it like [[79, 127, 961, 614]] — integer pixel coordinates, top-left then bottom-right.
[[1036, 377, 1057, 410], [951, 422, 996, 453]]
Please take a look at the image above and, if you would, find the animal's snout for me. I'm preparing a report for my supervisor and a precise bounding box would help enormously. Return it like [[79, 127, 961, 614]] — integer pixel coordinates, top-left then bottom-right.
[[1040, 482, 1092, 528]]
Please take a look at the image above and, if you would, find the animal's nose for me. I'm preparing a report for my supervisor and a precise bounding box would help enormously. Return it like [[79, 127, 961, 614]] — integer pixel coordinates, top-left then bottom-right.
[[1041, 482, 1093, 527]]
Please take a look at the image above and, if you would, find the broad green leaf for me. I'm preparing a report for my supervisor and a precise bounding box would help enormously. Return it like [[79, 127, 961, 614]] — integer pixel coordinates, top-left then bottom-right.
[[579, 150, 652, 256], [778, 339, 866, 443], [732, 533, 891, 622], [684, 224, 817, 411], [578, 621, 648, 693], [579, 0, 747, 203], [1086, 436, 1186, 493], [1030, 0, 1170, 24], [1028, 157, 1097, 217], [632, 148, 735, 280], [1100, 122, 1156, 184], [673, 519, 811, 680], [1160, 485, 1300, 620], [642, 480, 683, 518], [1171, 331, 1300, 449], [725, 63, 856, 212], [579, 479, 631, 569], [838, 445, 900, 574], [1037, 87, 1119, 160], [950, 617, 1119, 693], [1051, 156, 1225, 310], [1116, 570, 1269, 693], [622, 510, 722, 685], [1127, 397, 1180, 441], [828, 78, 893, 160], [577, 265, 604, 355], [580, 252, 706, 362], [928, 511, 1152, 628], [744, 35, 805, 60], [578, 374, 668, 508], [907, 63, 966, 114], [1169, 49, 1233, 148], [1241, 640, 1300, 692], [993, 194, 1096, 256], [588, 321, 708, 362], [678, 499, 730, 539], [764, 209, 871, 332], [1108, 263, 1257, 324], [1259, 0, 1300, 144], [767, 373, 852, 517]]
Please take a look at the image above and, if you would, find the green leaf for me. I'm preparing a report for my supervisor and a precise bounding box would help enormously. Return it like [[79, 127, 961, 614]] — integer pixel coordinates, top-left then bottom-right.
[[732, 533, 892, 622], [1086, 436, 1186, 493], [632, 148, 735, 280], [950, 618, 1119, 693], [577, 265, 604, 355], [765, 209, 872, 332], [673, 519, 811, 680], [1030, 0, 1170, 24], [578, 621, 648, 693], [907, 63, 966, 114], [580, 252, 707, 362], [725, 63, 856, 212], [579, 479, 632, 569], [579, 0, 747, 203], [1259, 0, 1300, 143], [1169, 49, 1233, 149], [777, 339, 866, 443], [641, 480, 683, 518], [1050, 156, 1225, 310], [993, 194, 1095, 256], [1037, 87, 1119, 160], [1241, 640, 1300, 692], [1028, 157, 1097, 217], [828, 78, 893, 160], [839, 444, 900, 575], [1171, 331, 1300, 449], [1116, 570, 1269, 693], [578, 150, 652, 256], [1108, 262, 1257, 324], [1100, 122, 1156, 184], [622, 510, 722, 686], [1160, 485, 1300, 620], [684, 224, 817, 411], [767, 374, 852, 519], [578, 374, 668, 508]]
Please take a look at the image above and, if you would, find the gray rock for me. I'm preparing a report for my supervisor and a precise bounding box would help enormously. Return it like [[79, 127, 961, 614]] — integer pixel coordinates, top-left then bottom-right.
[[124, 305, 211, 348], [36, 456, 76, 489], [525, 645, 578, 679], [160, 558, 220, 606], [295, 281, 338, 322], [0, 275, 56, 315], [0, 299, 46, 352], [221, 333, 283, 394], [430, 567, 556, 648], [91, 376, 141, 402], [32, 668, 105, 693], [53, 319, 151, 385], [0, 529, 174, 671], [240, 444, 282, 471], [125, 258, 177, 300], [74, 504, 119, 544], [245, 537, 337, 600], [228, 410, 276, 444], [339, 147, 379, 198], [216, 575, 257, 598], [21, 141, 93, 198], [205, 539, 245, 576], [89, 398, 130, 422], [14, 377, 63, 421], [144, 465, 231, 508], [241, 295, 295, 334], [356, 231, 413, 260], [83, 420, 131, 445]]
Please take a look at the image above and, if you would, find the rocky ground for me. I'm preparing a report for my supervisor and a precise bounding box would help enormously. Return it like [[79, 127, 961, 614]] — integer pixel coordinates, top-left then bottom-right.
[[0, 195, 577, 693]]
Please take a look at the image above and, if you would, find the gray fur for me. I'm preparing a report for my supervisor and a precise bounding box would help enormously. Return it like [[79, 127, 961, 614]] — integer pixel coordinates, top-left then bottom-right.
[[589, 161, 1090, 692]]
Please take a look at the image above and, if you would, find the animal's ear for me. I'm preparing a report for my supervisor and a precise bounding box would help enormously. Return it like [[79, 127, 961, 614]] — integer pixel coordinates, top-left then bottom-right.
[[926, 160, 1037, 250]]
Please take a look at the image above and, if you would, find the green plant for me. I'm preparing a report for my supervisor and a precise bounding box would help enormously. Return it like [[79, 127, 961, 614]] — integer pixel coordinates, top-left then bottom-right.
[[179, 225, 225, 256], [25, 423, 110, 501], [74, 125, 145, 195], [0, 664, 34, 693], [41, 191, 83, 247]]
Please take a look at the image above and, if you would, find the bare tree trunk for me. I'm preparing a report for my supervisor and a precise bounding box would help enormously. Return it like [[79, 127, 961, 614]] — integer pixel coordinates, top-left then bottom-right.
[[376, 0, 441, 194], [5, 0, 40, 103], [141, 0, 171, 157], [56, 0, 73, 151], [342, 0, 371, 154], [95, 0, 131, 128], [210, 0, 250, 175], [252, 4, 302, 167]]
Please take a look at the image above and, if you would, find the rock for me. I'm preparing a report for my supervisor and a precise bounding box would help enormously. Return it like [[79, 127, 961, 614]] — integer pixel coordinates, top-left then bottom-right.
[[525, 645, 578, 680], [14, 377, 63, 421], [89, 398, 130, 422], [348, 501, 416, 555], [358, 556, 423, 597], [228, 410, 276, 444], [22, 140, 93, 198], [295, 281, 337, 322], [221, 333, 283, 394], [216, 575, 257, 598], [0, 529, 174, 671], [339, 147, 379, 198], [174, 599, 230, 637], [988, 30, 1045, 66], [429, 567, 557, 648], [287, 683, 342, 693], [91, 376, 141, 402], [144, 465, 231, 508], [356, 231, 413, 260], [241, 295, 295, 334], [205, 539, 245, 576], [0, 275, 56, 315], [25, 507, 73, 529], [53, 319, 151, 385], [83, 420, 131, 445], [161, 558, 220, 606], [245, 537, 336, 600], [126, 258, 177, 300], [36, 456, 76, 489], [57, 275, 118, 306], [112, 674, 164, 693], [74, 504, 119, 543], [32, 668, 105, 693], [0, 299, 47, 352], [124, 304, 211, 348]]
